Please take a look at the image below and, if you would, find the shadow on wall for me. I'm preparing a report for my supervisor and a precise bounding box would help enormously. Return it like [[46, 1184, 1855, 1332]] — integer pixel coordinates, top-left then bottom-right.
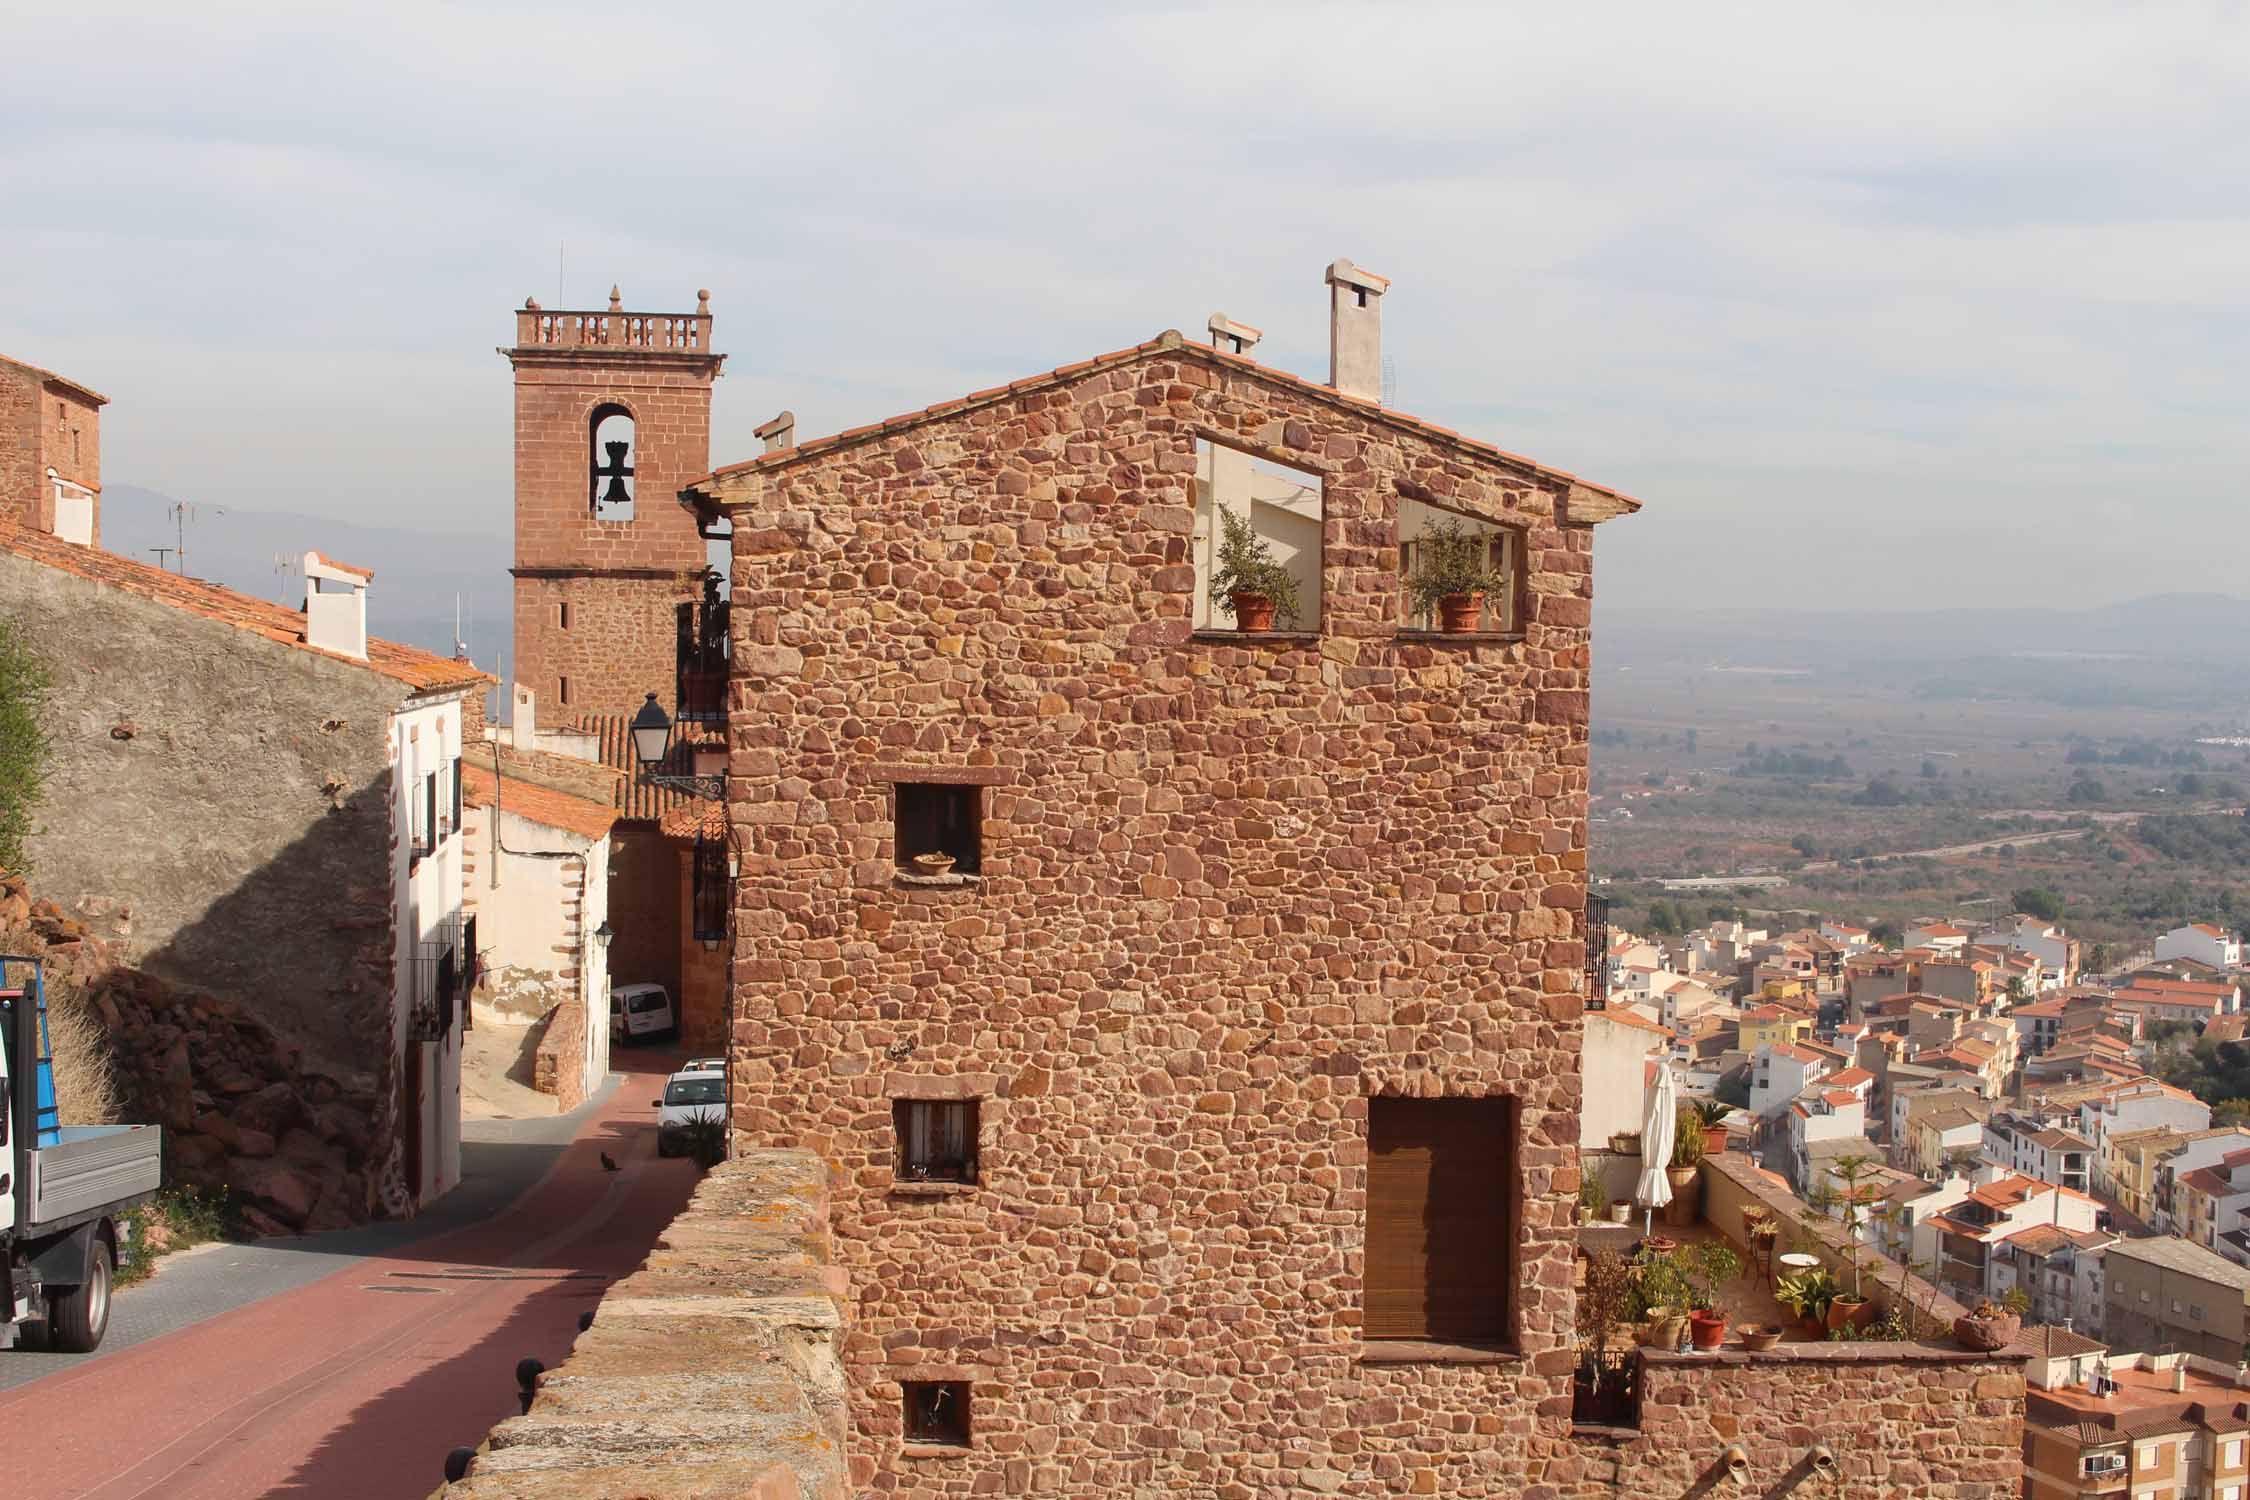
[[81, 777, 405, 1233]]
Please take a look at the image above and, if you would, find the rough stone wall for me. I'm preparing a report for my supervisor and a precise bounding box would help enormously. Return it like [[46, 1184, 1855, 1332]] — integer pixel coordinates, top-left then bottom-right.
[[6, 549, 403, 1078], [532, 997, 589, 1111], [441, 1147, 849, 1500], [508, 339, 718, 724], [720, 347, 1605, 1496]]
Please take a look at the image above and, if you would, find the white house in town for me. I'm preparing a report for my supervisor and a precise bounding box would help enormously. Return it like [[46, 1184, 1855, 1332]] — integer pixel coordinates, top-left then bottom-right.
[[2155, 923, 2243, 971]]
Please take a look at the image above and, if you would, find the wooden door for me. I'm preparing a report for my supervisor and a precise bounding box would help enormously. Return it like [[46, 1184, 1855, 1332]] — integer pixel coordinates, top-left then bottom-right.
[[1365, 1097, 1515, 1342]]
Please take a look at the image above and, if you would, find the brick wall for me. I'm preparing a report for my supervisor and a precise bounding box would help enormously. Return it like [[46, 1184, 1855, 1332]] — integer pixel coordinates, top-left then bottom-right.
[[718, 342, 1619, 1495], [506, 325, 721, 724], [44, 385, 101, 544], [0, 363, 40, 531]]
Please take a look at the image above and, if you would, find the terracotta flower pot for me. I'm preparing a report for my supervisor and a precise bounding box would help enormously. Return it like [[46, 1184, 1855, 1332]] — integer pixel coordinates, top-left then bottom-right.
[[910, 852, 955, 875], [1642, 1235, 1678, 1257], [1230, 592, 1276, 631], [1639, 1309, 1688, 1349], [1689, 1311, 1728, 1351], [1609, 1132, 1641, 1157], [1736, 1323, 1784, 1352], [1662, 1163, 1701, 1227], [1436, 592, 1485, 633], [1953, 1312, 2022, 1351], [1826, 1295, 1875, 1333]]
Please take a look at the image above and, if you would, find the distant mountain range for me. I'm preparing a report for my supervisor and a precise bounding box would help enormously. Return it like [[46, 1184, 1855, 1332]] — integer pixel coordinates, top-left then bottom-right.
[[103, 484, 512, 672], [95, 483, 2250, 715]]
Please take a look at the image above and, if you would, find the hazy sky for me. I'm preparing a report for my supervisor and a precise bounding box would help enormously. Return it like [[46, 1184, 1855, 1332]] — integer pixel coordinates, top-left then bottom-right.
[[6, 3, 2247, 613]]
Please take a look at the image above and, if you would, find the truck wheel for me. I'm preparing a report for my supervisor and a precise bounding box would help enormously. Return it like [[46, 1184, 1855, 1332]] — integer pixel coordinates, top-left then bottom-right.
[[48, 1238, 113, 1354]]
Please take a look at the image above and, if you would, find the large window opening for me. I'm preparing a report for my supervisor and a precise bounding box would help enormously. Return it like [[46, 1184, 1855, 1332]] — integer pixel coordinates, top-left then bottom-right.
[[895, 783, 980, 876], [1365, 1095, 1518, 1344], [691, 832, 729, 944], [1192, 439, 1322, 632], [1398, 496, 1519, 634], [590, 402, 636, 519]]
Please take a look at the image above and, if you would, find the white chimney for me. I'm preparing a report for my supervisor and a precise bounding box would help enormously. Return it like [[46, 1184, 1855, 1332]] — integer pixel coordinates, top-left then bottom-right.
[[302, 551, 369, 660], [1206, 314, 1262, 356], [1325, 258, 1390, 402], [755, 410, 796, 454], [511, 684, 537, 749], [2175, 1363, 2189, 1393]]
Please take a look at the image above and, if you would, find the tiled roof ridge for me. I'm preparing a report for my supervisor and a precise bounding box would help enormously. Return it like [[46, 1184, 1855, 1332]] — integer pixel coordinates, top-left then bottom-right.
[[460, 762, 617, 842], [0, 520, 490, 695], [687, 330, 1642, 512], [0, 351, 108, 406]]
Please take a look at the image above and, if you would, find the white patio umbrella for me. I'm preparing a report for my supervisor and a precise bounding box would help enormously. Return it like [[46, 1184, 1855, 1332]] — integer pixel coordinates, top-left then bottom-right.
[[1635, 1061, 1678, 1235]]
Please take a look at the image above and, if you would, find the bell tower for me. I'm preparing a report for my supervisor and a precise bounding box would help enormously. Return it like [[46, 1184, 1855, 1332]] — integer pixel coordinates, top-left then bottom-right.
[[503, 286, 726, 725]]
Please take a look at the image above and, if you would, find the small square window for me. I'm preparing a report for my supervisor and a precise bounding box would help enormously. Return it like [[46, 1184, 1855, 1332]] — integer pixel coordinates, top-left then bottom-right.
[[895, 1099, 978, 1184], [903, 1381, 970, 1448], [895, 783, 980, 875]]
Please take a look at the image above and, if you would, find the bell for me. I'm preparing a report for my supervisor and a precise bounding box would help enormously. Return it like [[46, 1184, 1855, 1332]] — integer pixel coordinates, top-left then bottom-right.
[[594, 438, 635, 508]]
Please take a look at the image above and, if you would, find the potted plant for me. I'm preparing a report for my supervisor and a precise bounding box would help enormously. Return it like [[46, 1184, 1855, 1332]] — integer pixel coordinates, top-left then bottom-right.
[[1663, 1105, 1705, 1227], [1631, 1252, 1694, 1350], [1211, 509, 1301, 632], [1823, 1155, 1883, 1332], [1743, 1206, 1779, 1245], [1684, 1242, 1742, 1351], [1577, 1175, 1604, 1226], [1775, 1263, 1840, 1340], [1735, 1323, 1784, 1352], [1405, 516, 1503, 633], [1608, 1130, 1641, 1157], [1574, 1250, 1637, 1424], [1607, 1197, 1631, 1225], [1955, 1290, 2028, 1351]]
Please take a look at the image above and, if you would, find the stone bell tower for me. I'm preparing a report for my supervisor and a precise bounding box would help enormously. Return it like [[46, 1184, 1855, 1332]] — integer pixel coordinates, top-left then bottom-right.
[[502, 287, 726, 725]]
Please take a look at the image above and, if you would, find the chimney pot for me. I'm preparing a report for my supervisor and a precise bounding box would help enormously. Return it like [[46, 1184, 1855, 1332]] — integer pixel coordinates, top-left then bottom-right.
[[1325, 259, 1390, 403], [1206, 314, 1263, 356], [511, 685, 537, 748], [754, 410, 796, 454], [301, 551, 370, 660]]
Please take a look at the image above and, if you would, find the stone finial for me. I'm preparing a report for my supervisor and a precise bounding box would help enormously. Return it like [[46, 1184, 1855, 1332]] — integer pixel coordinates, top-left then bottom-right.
[[755, 411, 796, 453], [1207, 314, 1263, 355], [697, 288, 711, 314], [609, 285, 624, 312]]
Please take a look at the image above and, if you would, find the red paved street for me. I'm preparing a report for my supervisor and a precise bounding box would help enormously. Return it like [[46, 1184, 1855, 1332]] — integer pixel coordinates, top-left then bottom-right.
[[0, 1046, 703, 1500]]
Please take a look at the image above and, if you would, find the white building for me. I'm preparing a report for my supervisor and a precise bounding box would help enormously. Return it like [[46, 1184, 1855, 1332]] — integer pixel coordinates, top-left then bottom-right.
[[1749, 1042, 1832, 1124], [2081, 1079, 2213, 1194], [1981, 1111, 2094, 1193], [2155, 923, 2243, 971], [1978, 915, 2078, 991], [1905, 921, 1971, 955]]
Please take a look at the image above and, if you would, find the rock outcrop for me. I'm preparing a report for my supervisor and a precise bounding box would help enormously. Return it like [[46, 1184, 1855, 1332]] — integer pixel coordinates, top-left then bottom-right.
[[1, 868, 392, 1233]]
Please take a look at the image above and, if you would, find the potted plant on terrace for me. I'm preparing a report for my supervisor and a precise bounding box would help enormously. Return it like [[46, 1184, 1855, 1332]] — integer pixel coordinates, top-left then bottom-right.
[[1405, 516, 1503, 633], [1663, 1105, 1705, 1228], [1631, 1251, 1695, 1350], [1823, 1154, 1883, 1332], [1211, 508, 1301, 632], [1684, 1242, 1743, 1351], [1955, 1289, 2029, 1351], [1775, 1263, 1840, 1341], [1574, 1249, 1637, 1424]]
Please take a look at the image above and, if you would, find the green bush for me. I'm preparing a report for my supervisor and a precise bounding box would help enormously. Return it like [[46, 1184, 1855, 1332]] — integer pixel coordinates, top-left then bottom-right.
[[0, 615, 50, 873]]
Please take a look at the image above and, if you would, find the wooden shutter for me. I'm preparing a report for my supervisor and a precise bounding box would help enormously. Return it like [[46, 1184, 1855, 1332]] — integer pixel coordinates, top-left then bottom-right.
[[1365, 1097, 1515, 1342]]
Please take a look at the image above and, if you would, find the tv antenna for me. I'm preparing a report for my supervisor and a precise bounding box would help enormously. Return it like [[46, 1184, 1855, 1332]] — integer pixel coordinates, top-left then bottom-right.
[[165, 501, 198, 575], [149, 547, 177, 572], [273, 551, 302, 603]]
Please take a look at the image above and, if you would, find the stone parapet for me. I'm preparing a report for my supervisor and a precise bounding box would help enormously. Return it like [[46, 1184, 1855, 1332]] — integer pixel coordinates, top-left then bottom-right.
[[438, 1148, 848, 1500]]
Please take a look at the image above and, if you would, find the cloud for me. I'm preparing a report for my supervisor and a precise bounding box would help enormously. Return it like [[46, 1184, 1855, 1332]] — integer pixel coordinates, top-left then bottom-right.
[[3, 1, 2247, 612]]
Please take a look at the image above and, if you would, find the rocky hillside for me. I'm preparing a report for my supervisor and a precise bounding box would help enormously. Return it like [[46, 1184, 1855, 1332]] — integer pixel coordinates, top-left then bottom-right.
[[2, 869, 390, 1234]]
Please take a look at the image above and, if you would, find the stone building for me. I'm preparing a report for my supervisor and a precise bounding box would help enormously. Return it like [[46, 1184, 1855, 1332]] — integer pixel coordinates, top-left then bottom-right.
[[0, 518, 488, 1220], [500, 289, 736, 1047], [0, 352, 105, 544], [686, 261, 1658, 1494]]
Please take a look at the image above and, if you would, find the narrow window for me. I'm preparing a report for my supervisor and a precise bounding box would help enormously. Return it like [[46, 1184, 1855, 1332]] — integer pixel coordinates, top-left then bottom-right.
[[1193, 439, 1322, 631], [895, 783, 980, 875], [691, 834, 729, 943], [1398, 496, 1519, 634], [558, 601, 572, 631], [902, 1381, 970, 1448], [1364, 1096, 1517, 1344], [894, 1099, 978, 1183], [452, 754, 463, 831], [558, 675, 571, 707], [589, 403, 635, 518]]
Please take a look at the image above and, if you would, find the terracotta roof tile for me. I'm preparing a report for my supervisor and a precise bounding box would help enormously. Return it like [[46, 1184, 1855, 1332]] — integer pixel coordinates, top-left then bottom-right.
[[461, 763, 617, 842], [309, 551, 373, 579], [0, 351, 107, 406], [579, 713, 701, 823], [0, 521, 489, 695], [686, 333, 1642, 515]]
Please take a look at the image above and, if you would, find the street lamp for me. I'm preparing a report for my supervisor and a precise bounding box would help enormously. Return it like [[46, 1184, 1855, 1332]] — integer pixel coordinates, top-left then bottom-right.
[[630, 691, 723, 800], [594, 919, 614, 947]]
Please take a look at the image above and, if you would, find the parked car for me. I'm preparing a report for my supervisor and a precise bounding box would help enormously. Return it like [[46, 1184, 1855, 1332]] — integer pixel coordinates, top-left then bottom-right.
[[681, 1056, 726, 1075], [654, 1067, 725, 1157], [610, 983, 676, 1043]]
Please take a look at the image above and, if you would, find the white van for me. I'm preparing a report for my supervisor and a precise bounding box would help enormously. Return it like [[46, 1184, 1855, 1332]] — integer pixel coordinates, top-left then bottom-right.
[[654, 1067, 725, 1157], [609, 982, 676, 1043]]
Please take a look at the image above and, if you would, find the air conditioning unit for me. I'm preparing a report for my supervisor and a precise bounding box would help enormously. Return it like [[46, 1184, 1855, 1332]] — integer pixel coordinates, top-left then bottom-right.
[[2082, 1454, 2126, 1476]]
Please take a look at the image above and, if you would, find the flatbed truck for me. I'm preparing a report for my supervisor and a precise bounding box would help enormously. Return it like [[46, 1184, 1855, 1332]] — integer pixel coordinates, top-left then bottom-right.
[[2, 956, 161, 1352]]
